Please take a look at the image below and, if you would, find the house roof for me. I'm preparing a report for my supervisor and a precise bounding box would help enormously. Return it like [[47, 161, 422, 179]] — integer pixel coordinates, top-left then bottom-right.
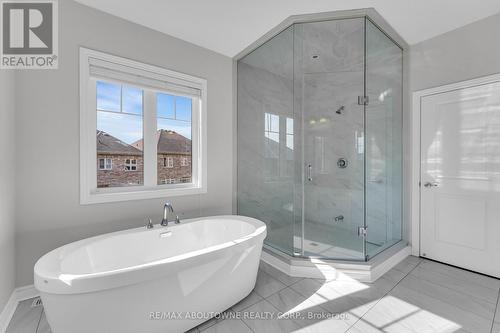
[[96, 131, 143, 156], [131, 129, 191, 155]]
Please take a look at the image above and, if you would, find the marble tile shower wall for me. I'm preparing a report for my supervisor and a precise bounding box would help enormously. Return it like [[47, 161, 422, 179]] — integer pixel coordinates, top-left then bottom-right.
[[364, 20, 403, 247], [295, 19, 366, 236], [237, 26, 295, 253], [237, 17, 403, 256], [237, 61, 295, 253]]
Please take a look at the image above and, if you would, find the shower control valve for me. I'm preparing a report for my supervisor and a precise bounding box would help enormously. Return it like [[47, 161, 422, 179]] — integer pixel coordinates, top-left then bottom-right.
[[337, 158, 348, 169], [334, 215, 344, 223]]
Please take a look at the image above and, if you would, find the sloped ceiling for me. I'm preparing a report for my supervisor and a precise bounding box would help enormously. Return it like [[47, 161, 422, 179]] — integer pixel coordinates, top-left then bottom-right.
[[75, 0, 500, 57]]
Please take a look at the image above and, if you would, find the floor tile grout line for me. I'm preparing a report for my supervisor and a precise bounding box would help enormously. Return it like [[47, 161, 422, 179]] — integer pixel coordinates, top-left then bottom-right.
[[420, 258, 500, 284], [239, 317, 256, 333], [261, 262, 415, 322], [491, 288, 500, 333], [260, 260, 425, 332], [241, 295, 300, 330], [197, 306, 238, 331], [267, 285, 342, 316], [259, 264, 305, 287], [411, 259, 499, 306], [33, 308, 44, 333], [255, 283, 289, 300], [342, 260, 423, 333], [406, 265, 499, 322], [254, 270, 290, 299], [417, 259, 500, 293]]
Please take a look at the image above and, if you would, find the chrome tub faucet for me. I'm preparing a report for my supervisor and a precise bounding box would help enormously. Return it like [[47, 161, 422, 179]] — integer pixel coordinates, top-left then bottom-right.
[[161, 202, 180, 226]]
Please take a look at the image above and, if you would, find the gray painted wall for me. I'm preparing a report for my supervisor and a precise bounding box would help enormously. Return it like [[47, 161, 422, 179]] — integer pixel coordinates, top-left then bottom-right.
[[408, 12, 500, 246], [9, 1, 500, 289], [410, 12, 500, 91], [0, 70, 16, 309], [14, 0, 233, 286]]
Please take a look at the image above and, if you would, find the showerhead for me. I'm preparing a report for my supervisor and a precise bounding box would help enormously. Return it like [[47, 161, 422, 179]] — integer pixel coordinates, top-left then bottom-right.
[[335, 106, 345, 114]]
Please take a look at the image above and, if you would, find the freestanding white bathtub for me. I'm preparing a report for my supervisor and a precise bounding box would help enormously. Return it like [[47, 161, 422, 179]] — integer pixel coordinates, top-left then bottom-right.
[[34, 215, 266, 333]]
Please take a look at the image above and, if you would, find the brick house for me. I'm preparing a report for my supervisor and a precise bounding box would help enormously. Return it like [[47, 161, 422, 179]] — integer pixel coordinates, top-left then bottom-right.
[[97, 129, 191, 188], [132, 129, 192, 185]]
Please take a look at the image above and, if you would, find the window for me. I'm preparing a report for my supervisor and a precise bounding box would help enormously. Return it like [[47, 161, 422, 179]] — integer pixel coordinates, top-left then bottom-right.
[[264, 113, 279, 143], [264, 113, 295, 179], [98, 158, 112, 170], [157, 94, 191, 183], [80, 48, 207, 204], [125, 159, 137, 171], [162, 178, 176, 184], [180, 177, 191, 183], [264, 112, 280, 178], [96, 81, 143, 187], [286, 117, 294, 150], [165, 157, 174, 168]]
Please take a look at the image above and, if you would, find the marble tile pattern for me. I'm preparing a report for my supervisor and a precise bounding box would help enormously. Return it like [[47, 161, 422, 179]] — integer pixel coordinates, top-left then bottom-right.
[[294, 19, 365, 241], [237, 17, 404, 259], [237, 30, 296, 255], [8, 257, 500, 333], [364, 19, 403, 253]]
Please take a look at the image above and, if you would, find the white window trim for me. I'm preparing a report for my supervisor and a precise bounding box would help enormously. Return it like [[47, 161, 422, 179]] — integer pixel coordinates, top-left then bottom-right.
[[98, 158, 112, 170], [166, 157, 174, 168], [80, 47, 207, 204], [124, 158, 138, 171], [163, 178, 176, 185]]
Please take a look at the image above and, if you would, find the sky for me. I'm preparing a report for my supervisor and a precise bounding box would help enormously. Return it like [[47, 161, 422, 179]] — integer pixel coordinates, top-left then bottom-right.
[[96, 81, 192, 144]]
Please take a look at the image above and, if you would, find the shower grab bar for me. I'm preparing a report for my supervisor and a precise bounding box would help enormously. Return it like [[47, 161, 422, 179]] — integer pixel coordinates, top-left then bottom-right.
[[307, 164, 312, 181]]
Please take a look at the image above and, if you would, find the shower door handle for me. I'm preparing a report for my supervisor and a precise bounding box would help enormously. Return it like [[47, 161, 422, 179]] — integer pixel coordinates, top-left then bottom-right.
[[307, 164, 312, 181]]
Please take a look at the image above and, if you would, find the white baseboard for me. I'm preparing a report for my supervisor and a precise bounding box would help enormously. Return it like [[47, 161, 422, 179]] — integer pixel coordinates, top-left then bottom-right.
[[369, 246, 412, 281], [261, 246, 412, 283], [0, 292, 17, 333], [13, 285, 39, 302], [0, 285, 39, 333]]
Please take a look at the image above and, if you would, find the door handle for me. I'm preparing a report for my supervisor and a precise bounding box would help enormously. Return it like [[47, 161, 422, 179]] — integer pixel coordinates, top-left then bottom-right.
[[307, 164, 312, 181], [424, 182, 439, 188]]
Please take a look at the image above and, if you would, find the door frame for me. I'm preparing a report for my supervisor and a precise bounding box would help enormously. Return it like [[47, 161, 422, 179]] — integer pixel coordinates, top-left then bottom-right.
[[410, 72, 500, 257]]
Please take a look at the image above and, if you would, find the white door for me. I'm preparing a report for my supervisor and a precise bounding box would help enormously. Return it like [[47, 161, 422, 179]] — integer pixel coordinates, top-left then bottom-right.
[[420, 80, 500, 278]]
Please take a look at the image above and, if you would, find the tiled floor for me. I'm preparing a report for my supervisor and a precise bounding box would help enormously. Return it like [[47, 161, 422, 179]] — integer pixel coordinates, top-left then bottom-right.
[[6, 256, 500, 333]]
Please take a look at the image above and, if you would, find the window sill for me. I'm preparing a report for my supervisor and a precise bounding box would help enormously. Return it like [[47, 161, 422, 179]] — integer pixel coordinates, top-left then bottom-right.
[[80, 185, 207, 205]]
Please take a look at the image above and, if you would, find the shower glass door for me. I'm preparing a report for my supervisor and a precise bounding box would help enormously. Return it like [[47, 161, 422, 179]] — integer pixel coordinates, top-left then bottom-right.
[[294, 18, 366, 259], [237, 16, 403, 261], [364, 19, 403, 259], [237, 26, 295, 256]]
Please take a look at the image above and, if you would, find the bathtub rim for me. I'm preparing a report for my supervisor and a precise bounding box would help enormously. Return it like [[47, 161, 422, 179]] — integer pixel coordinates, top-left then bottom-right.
[[34, 215, 266, 295]]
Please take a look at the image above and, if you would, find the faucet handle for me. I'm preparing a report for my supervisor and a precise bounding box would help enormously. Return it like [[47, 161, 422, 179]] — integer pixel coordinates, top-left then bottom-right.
[[146, 218, 154, 229], [175, 215, 181, 224]]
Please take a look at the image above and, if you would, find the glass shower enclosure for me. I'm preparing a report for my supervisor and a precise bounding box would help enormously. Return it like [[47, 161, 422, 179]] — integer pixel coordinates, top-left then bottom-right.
[[237, 17, 403, 261]]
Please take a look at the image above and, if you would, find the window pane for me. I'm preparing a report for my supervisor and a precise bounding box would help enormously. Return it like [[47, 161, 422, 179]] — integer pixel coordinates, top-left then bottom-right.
[[97, 111, 143, 143], [286, 117, 294, 150], [97, 81, 120, 112], [97, 107, 143, 188], [122, 86, 143, 115], [286, 117, 293, 135], [286, 134, 294, 150], [157, 93, 175, 119], [157, 93, 192, 185], [176, 96, 192, 121], [157, 118, 191, 139], [270, 114, 279, 132]]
